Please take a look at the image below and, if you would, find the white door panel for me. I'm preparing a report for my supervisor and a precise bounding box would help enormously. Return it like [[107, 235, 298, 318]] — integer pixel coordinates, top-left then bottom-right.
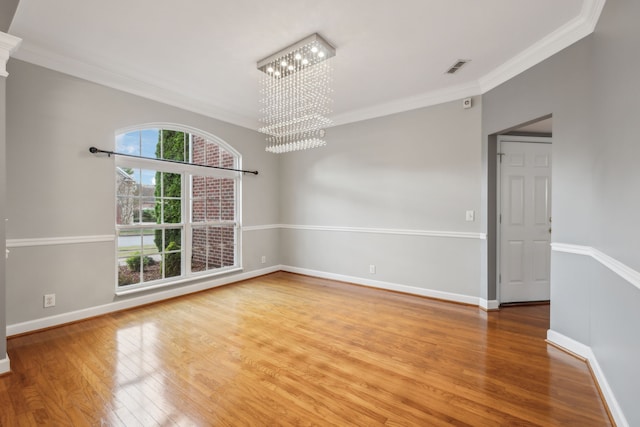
[[500, 141, 552, 303]]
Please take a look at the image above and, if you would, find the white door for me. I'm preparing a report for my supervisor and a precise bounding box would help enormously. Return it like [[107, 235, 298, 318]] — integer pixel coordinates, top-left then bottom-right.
[[499, 139, 552, 303]]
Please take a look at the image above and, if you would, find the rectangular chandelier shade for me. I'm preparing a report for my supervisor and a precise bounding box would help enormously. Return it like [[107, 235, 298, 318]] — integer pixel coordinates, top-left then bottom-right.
[[257, 33, 335, 154]]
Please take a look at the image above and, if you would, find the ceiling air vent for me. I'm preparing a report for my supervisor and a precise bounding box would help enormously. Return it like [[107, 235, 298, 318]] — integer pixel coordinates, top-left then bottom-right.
[[446, 59, 470, 74]]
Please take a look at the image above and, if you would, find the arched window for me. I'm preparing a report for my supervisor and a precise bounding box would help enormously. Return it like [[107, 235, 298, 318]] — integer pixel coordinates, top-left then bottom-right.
[[114, 124, 241, 293]]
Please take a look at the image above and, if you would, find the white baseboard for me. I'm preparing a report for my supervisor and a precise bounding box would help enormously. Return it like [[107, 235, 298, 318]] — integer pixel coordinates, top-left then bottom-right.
[[479, 299, 500, 311], [281, 265, 481, 306], [6, 265, 280, 337], [547, 330, 628, 427], [6, 264, 486, 337], [0, 353, 10, 375]]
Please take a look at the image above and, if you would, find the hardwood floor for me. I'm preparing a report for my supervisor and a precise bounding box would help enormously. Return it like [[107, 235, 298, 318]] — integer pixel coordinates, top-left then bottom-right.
[[1, 272, 611, 426]]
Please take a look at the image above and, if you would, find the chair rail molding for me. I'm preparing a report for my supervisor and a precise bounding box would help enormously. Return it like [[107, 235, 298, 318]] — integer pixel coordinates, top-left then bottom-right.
[[246, 224, 486, 240], [551, 242, 640, 291], [6, 235, 115, 248]]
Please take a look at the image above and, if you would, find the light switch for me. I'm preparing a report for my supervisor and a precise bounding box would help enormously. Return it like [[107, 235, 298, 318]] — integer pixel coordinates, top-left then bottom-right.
[[465, 210, 475, 221]]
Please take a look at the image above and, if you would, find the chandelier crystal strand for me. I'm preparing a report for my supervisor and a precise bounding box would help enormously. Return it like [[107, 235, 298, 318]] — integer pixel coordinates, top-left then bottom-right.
[[257, 34, 335, 154]]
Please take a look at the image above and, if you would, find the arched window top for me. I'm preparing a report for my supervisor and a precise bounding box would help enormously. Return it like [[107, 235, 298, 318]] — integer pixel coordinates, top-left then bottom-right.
[[115, 123, 240, 169]]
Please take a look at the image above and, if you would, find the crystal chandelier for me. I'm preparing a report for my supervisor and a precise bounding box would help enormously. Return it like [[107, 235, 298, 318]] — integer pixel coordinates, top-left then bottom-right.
[[257, 33, 335, 154]]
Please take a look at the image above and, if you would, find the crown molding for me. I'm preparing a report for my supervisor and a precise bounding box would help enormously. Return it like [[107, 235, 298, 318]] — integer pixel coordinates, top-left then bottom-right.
[[330, 81, 482, 127], [7, 0, 604, 128], [0, 31, 22, 77], [478, 0, 606, 93], [12, 40, 259, 130]]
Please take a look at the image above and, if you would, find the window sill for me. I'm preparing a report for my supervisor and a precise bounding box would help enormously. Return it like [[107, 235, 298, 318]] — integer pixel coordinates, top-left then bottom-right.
[[115, 266, 243, 296]]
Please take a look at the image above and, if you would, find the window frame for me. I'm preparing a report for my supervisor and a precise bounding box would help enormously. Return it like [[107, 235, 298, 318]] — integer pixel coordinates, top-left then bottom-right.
[[114, 124, 243, 295]]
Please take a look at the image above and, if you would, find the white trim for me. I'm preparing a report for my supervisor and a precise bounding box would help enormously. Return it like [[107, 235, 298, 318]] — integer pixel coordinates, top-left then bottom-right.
[[552, 243, 640, 291], [546, 329, 592, 359], [478, 0, 606, 93], [0, 353, 10, 375], [551, 242, 593, 256], [279, 224, 486, 240], [479, 299, 500, 311], [547, 330, 628, 427], [6, 235, 115, 248], [0, 32, 22, 77], [498, 135, 552, 144], [4, 224, 485, 249], [281, 265, 481, 307], [6, 265, 280, 337], [243, 224, 281, 232]]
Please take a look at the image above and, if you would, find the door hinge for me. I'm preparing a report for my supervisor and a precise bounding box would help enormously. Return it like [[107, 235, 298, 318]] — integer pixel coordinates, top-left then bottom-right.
[[499, 214, 502, 224], [497, 152, 505, 163], [499, 274, 502, 284]]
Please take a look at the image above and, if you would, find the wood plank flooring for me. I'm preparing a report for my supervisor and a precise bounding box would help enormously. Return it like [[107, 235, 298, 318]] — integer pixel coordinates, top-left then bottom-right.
[[1, 272, 611, 426]]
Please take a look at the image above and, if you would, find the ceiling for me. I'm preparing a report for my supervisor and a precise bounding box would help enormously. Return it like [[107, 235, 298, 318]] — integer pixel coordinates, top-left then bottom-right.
[[8, 0, 603, 130]]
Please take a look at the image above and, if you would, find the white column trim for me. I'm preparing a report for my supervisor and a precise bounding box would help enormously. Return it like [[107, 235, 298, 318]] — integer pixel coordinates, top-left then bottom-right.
[[547, 330, 628, 427], [551, 242, 640, 291], [0, 353, 9, 375], [0, 32, 22, 77], [479, 299, 500, 311]]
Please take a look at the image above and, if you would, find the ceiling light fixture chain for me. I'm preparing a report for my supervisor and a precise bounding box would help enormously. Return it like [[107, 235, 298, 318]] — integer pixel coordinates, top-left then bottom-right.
[[257, 33, 335, 154]]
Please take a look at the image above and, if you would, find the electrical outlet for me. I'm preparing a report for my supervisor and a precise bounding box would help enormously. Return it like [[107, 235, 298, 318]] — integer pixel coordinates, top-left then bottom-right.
[[369, 264, 376, 274], [261, 255, 266, 264], [44, 294, 56, 308]]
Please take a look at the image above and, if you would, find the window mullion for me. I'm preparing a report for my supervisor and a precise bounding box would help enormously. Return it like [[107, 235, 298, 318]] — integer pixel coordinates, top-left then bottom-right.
[[184, 172, 191, 276]]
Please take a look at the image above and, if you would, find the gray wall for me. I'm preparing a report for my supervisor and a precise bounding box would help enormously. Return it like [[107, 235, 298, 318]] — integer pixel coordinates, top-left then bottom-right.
[[5, 59, 280, 325], [0, 74, 7, 358], [280, 99, 484, 297], [5, 58, 485, 340], [482, 0, 640, 423], [0, 0, 19, 33]]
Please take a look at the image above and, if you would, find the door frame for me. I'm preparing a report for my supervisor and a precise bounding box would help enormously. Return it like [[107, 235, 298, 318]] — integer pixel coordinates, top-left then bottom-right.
[[496, 135, 552, 304]]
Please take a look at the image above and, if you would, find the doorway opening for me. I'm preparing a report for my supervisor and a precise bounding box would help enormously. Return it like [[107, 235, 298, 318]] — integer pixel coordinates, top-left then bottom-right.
[[487, 115, 553, 307]]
